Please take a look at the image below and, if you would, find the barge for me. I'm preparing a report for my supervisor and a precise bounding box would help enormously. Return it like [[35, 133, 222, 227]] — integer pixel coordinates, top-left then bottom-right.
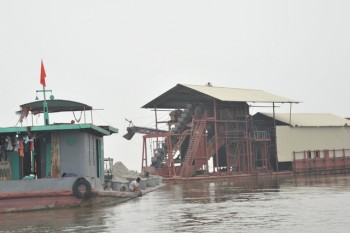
[[124, 83, 350, 180]]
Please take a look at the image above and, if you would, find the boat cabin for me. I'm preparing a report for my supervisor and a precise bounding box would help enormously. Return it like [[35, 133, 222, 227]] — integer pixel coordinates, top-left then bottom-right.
[[0, 99, 118, 181]]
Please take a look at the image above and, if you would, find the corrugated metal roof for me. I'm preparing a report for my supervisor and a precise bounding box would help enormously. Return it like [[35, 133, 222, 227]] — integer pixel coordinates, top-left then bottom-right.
[[183, 84, 299, 103], [19, 99, 92, 114], [142, 84, 299, 109], [258, 112, 350, 127]]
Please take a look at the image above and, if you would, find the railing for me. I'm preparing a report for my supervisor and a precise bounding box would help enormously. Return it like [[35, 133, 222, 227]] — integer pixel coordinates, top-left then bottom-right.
[[294, 149, 350, 160], [250, 131, 270, 141], [165, 129, 190, 167], [293, 149, 350, 172]]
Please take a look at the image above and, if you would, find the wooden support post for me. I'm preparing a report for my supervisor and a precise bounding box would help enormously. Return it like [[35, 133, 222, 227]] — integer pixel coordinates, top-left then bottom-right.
[[51, 132, 60, 178]]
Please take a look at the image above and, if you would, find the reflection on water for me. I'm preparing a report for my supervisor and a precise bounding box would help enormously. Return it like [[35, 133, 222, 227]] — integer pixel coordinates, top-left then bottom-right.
[[1, 175, 350, 233]]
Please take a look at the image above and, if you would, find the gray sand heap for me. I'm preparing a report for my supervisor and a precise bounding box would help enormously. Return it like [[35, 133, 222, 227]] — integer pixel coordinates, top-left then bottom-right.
[[111, 161, 139, 183]]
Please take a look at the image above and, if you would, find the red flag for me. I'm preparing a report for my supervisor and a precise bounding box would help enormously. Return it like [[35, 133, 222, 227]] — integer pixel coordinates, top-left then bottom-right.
[[40, 60, 46, 87]]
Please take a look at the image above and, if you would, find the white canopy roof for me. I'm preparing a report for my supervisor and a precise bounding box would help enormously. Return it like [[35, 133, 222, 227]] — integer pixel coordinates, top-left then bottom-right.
[[259, 112, 350, 127], [183, 84, 299, 103]]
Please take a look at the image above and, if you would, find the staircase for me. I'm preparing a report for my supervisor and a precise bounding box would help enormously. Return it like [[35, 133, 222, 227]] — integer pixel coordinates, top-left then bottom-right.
[[179, 112, 207, 178], [165, 129, 190, 167]]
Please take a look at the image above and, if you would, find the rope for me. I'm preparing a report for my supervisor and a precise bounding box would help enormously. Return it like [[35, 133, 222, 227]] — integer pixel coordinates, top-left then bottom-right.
[[73, 111, 83, 123]]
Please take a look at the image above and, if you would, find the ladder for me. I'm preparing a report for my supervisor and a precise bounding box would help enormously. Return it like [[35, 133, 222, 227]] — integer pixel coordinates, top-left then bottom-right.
[[165, 129, 190, 167], [179, 112, 207, 178]]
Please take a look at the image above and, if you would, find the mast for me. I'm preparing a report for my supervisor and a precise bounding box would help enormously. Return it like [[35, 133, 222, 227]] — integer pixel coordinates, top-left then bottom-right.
[[36, 88, 52, 125], [43, 86, 49, 125]]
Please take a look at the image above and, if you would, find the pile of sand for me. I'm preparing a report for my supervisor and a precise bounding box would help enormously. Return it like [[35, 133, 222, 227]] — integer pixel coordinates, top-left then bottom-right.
[[111, 161, 139, 183]]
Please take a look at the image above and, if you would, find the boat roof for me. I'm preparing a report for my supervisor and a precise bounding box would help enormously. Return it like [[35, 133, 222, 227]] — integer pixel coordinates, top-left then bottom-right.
[[19, 99, 92, 114], [0, 99, 118, 136], [142, 84, 299, 109], [256, 112, 350, 127], [0, 124, 118, 136]]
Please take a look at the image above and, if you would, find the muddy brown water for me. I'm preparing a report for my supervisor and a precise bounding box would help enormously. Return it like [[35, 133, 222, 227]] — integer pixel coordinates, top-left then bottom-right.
[[1, 174, 350, 233]]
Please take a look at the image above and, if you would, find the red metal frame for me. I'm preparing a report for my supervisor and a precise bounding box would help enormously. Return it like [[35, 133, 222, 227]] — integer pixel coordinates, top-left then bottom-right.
[[140, 100, 272, 179]]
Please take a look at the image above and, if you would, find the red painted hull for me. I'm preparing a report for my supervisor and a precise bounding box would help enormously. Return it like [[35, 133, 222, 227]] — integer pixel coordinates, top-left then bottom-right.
[[0, 191, 81, 213], [0, 184, 165, 213]]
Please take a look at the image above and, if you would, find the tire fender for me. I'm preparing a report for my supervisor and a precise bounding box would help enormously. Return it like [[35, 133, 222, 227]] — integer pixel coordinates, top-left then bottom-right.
[[72, 177, 92, 199]]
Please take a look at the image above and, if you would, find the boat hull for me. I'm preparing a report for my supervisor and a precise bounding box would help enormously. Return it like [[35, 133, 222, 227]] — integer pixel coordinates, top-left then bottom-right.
[[0, 193, 81, 213], [0, 177, 165, 213]]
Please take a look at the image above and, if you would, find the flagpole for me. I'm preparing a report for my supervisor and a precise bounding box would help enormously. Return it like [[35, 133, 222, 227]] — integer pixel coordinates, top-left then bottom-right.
[[40, 60, 50, 125], [43, 85, 49, 125]]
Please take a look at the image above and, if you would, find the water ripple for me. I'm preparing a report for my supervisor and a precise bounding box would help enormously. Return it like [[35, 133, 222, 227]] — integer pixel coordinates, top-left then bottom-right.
[[1, 175, 350, 233]]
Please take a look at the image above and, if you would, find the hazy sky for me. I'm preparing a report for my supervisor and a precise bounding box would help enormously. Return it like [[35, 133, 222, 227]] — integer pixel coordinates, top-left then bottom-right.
[[1, 0, 349, 171]]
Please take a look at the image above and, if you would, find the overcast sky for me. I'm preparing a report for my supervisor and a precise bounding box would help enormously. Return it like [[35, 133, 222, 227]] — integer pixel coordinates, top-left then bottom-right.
[[1, 0, 349, 172]]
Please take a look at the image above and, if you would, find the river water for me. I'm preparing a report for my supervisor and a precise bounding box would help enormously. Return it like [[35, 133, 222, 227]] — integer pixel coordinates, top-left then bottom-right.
[[1, 174, 350, 233]]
